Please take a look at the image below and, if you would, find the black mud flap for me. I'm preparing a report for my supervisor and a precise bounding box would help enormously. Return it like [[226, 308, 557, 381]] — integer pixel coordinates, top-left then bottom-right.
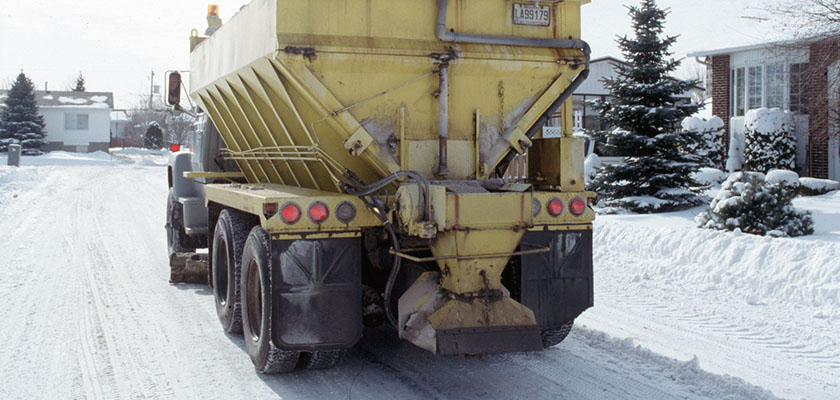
[[517, 229, 594, 329], [270, 238, 362, 351]]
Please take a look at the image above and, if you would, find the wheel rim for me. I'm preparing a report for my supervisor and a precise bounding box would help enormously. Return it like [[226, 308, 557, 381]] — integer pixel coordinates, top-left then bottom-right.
[[215, 238, 229, 305], [246, 259, 263, 341]]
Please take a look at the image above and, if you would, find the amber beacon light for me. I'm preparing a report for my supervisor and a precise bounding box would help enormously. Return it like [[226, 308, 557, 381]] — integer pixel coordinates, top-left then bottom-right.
[[208, 4, 219, 17]]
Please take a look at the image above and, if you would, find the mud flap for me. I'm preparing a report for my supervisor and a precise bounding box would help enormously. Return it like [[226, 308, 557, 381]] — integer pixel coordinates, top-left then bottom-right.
[[270, 238, 362, 351], [518, 229, 593, 329]]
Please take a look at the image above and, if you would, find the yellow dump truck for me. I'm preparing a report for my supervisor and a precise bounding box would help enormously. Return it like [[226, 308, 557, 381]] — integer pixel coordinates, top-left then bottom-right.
[[165, 0, 593, 373]]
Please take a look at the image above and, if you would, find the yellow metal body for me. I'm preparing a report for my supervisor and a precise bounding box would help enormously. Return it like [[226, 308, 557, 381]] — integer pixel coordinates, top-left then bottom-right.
[[191, 0, 593, 354], [190, 0, 588, 186]]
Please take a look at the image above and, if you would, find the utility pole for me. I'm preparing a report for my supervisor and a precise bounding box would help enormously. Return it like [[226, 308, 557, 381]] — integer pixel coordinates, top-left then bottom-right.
[[147, 69, 155, 126]]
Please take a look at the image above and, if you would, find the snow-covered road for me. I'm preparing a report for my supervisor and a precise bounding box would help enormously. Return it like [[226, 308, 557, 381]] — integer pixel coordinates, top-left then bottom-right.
[[0, 150, 834, 399]]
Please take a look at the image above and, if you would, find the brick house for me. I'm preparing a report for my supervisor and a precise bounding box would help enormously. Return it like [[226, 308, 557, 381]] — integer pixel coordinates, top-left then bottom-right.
[[689, 37, 840, 179]]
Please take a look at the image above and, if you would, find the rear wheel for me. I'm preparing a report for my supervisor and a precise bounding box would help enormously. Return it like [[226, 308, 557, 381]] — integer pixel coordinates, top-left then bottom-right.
[[211, 209, 252, 334], [241, 226, 300, 374], [540, 320, 575, 348]]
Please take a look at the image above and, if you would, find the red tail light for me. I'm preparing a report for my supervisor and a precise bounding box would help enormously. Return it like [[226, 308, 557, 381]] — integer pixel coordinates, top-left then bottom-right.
[[570, 197, 586, 216], [548, 198, 564, 216], [170, 144, 181, 152], [308, 202, 328, 223], [281, 203, 301, 224]]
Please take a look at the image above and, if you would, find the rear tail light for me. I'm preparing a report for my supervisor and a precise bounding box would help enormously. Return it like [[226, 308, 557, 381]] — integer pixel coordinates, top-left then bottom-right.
[[308, 202, 329, 223], [264, 202, 278, 217], [170, 144, 181, 152], [548, 198, 564, 216], [335, 201, 356, 223], [570, 197, 586, 216], [280, 203, 301, 224]]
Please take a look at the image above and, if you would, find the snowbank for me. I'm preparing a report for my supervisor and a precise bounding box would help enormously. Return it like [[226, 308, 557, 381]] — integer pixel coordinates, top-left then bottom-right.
[[0, 151, 115, 166], [596, 207, 840, 318]]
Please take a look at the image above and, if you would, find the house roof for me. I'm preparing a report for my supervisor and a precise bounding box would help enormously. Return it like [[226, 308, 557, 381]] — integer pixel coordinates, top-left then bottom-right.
[[686, 36, 830, 58], [0, 90, 114, 109]]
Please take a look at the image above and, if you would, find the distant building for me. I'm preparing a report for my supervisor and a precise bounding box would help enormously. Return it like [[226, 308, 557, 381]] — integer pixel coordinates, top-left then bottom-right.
[[689, 37, 840, 179], [552, 57, 702, 131], [0, 90, 114, 153]]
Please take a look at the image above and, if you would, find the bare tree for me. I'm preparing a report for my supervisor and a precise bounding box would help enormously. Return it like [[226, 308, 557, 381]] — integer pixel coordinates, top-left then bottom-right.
[[120, 95, 197, 148]]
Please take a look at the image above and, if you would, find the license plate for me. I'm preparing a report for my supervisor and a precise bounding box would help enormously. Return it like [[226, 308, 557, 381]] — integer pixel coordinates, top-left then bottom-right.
[[513, 4, 551, 26]]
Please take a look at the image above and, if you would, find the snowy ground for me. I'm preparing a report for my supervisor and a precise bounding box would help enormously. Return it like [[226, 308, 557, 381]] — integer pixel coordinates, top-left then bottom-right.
[[1, 150, 837, 399]]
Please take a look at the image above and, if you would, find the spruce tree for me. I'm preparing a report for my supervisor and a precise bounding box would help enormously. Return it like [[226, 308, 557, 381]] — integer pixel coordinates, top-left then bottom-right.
[[72, 72, 86, 92], [0, 72, 47, 155], [588, 0, 703, 213]]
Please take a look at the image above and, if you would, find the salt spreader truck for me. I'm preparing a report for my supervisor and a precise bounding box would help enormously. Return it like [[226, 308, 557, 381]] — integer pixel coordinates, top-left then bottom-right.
[[165, 0, 594, 373]]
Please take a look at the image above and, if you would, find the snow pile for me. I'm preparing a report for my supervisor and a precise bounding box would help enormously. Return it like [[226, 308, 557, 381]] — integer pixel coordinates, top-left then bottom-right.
[[596, 210, 840, 318], [0, 166, 39, 207], [726, 128, 745, 173], [743, 108, 796, 173], [695, 171, 813, 237], [0, 151, 115, 166], [681, 116, 725, 168], [692, 167, 727, 185], [575, 328, 779, 400], [800, 177, 840, 195]]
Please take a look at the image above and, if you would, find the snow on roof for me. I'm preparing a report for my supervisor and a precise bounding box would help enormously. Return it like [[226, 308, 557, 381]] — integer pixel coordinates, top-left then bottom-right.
[[0, 90, 115, 109]]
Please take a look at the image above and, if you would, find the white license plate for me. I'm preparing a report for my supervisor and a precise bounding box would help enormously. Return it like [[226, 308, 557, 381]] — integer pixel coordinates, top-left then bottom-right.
[[513, 4, 551, 26]]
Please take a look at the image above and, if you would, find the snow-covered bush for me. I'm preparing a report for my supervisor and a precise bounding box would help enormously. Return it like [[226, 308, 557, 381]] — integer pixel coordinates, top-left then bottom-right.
[[743, 109, 796, 173], [726, 127, 745, 173], [0, 138, 18, 152], [584, 153, 601, 183], [692, 167, 727, 186], [799, 177, 840, 196], [681, 116, 725, 168], [695, 171, 813, 237]]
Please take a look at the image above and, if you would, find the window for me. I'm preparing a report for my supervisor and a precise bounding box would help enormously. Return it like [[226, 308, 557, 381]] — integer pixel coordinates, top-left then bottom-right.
[[765, 64, 785, 109], [790, 63, 809, 115], [748, 66, 763, 111], [64, 113, 89, 130], [733, 67, 746, 116]]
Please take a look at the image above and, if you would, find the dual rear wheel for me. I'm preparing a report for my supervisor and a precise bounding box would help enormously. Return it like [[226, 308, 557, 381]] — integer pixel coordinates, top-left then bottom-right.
[[211, 209, 346, 373]]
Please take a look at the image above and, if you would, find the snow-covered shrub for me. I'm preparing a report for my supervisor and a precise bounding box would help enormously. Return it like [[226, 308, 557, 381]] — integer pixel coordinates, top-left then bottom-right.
[[692, 167, 727, 186], [726, 127, 745, 173], [744, 108, 796, 173], [584, 153, 601, 183], [799, 177, 840, 196], [681, 116, 725, 168], [695, 171, 813, 237]]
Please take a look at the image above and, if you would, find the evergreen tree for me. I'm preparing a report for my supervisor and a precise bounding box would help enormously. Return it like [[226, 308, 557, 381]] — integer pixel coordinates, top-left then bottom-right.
[[588, 0, 703, 213], [0, 72, 47, 155], [72, 72, 86, 92]]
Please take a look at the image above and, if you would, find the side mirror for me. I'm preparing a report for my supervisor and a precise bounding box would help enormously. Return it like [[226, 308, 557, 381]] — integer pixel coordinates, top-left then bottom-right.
[[167, 72, 182, 106]]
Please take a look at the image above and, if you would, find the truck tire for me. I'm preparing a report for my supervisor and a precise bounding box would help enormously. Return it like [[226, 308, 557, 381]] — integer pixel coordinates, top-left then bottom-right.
[[298, 350, 347, 370], [166, 190, 202, 255], [241, 226, 300, 374], [212, 209, 251, 334], [541, 320, 575, 348]]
